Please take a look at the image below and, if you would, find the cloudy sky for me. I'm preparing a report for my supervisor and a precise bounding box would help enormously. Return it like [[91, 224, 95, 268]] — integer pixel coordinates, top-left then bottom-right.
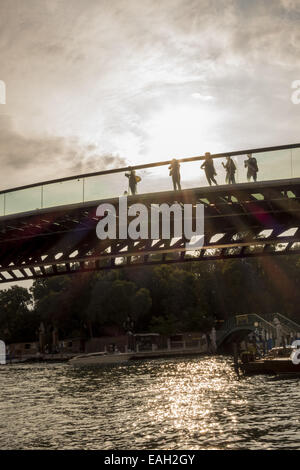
[[0, 0, 300, 190]]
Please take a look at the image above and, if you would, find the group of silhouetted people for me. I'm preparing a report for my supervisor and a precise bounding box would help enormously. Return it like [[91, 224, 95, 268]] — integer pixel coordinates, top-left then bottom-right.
[[125, 152, 259, 195], [200, 152, 259, 186]]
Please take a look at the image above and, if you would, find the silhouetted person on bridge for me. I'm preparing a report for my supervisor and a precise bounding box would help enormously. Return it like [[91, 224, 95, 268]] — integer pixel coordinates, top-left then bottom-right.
[[222, 156, 236, 184], [168, 159, 181, 191], [201, 152, 218, 186], [125, 168, 141, 195], [244, 153, 258, 182]]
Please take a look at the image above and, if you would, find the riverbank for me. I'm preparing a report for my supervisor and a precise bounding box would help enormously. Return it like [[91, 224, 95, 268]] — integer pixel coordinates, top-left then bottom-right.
[[6, 346, 211, 364], [5, 353, 74, 364], [131, 347, 208, 360]]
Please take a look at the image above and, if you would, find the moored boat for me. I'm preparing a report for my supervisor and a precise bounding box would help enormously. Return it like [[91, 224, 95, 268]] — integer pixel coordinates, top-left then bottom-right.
[[240, 346, 300, 376]]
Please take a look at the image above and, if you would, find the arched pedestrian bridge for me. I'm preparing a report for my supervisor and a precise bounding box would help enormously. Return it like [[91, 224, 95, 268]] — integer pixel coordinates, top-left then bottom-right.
[[1, 143, 300, 284], [216, 313, 300, 351]]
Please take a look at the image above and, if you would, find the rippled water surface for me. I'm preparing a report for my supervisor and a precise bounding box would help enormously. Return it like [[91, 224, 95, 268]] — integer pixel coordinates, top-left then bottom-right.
[[0, 356, 299, 450]]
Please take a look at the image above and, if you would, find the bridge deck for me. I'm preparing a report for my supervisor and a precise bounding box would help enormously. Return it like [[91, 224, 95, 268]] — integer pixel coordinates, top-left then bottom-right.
[[0, 177, 300, 283]]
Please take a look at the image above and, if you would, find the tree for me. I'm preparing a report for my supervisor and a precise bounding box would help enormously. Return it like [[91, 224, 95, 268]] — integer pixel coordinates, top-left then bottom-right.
[[0, 286, 35, 343]]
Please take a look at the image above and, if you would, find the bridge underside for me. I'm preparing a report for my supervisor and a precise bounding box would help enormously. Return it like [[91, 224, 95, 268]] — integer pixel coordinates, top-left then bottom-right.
[[1, 178, 300, 284], [217, 328, 254, 353]]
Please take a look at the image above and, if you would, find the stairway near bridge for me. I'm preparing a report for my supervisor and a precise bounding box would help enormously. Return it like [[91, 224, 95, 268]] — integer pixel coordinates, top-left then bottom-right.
[[216, 313, 300, 349]]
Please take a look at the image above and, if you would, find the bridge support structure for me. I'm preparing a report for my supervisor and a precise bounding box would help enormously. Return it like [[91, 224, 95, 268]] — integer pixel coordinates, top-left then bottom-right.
[[1, 178, 300, 283]]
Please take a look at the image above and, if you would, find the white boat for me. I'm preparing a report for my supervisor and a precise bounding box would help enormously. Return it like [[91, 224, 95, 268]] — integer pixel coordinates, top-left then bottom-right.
[[69, 351, 134, 366]]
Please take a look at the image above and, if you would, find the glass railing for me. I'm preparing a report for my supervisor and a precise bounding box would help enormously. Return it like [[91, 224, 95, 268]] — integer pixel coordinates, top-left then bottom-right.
[[1, 143, 299, 217]]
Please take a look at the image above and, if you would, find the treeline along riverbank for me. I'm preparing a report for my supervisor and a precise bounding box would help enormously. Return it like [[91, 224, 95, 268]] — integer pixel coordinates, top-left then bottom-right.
[[0, 255, 299, 347]]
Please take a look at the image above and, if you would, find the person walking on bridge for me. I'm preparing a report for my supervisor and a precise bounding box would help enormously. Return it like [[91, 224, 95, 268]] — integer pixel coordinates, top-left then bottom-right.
[[222, 155, 236, 184], [244, 153, 258, 182], [201, 152, 218, 186], [168, 158, 181, 191], [125, 168, 141, 195]]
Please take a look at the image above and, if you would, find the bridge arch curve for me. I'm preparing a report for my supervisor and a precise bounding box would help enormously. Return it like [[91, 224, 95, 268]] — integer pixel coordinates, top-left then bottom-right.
[[1, 143, 300, 284], [217, 327, 255, 352]]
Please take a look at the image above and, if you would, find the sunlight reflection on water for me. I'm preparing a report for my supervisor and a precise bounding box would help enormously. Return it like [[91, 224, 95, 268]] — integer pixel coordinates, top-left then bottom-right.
[[0, 356, 299, 449]]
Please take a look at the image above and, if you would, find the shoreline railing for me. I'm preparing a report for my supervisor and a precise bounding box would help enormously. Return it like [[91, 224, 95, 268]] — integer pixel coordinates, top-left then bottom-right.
[[1, 143, 300, 217]]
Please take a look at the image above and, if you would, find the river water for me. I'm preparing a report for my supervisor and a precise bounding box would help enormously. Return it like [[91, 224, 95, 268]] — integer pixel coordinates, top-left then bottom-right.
[[0, 356, 299, 450]]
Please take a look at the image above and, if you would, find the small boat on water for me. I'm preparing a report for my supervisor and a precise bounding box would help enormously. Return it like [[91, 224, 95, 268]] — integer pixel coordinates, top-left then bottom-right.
[[240, 346, 300, 376], [69, 351, 134, 367]]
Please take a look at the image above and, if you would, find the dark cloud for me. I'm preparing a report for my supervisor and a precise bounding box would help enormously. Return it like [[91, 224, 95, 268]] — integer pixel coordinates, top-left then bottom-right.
[[0, 115, 126, 188], [0, 0, 299, 185]]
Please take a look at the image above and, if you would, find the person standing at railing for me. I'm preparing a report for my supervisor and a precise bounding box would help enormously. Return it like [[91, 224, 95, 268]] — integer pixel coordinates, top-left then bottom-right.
[[168, 158, 181, 191], [125, 168, 141, 195], [201, 152, 218, 186], [222, 155, 236, 184], [244, 153, 258, 182]]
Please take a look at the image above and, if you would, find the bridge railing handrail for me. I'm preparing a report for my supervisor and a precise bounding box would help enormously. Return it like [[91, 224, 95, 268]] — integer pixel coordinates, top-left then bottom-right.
[[249, 314, 277, 330], [216, 313, 277, 346], [1, 142, 300, 196], [233, 313, 276, 331], [263, 312, 300, 331]]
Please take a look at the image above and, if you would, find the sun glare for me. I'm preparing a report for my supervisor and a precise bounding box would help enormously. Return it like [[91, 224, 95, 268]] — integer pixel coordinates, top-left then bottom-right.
[[145, 103, 213, 162]]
